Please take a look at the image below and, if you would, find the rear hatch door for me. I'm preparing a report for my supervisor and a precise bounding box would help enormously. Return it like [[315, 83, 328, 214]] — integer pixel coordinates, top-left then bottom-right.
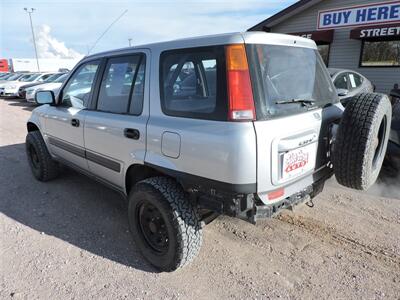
[[245, 42, 339, 197]]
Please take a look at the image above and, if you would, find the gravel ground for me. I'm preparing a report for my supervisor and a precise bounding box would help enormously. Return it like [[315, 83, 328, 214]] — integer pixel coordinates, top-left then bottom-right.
[[1, 97, 399, 299]]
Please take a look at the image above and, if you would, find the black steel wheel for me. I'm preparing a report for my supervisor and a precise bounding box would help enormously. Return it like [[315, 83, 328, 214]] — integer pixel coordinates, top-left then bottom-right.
[[138, 202, 169, 254], [128, 177, 202, 272], [28, 144, 40, 171]]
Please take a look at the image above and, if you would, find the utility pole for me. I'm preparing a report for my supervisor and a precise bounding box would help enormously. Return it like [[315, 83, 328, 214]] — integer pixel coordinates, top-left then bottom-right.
[[128, 38, 133, 47], [24, 8, 40, 72]]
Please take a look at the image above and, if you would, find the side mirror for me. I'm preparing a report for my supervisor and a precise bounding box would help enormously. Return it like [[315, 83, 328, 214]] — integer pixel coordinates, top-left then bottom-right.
[[35, 90, 55, 105], [337, 89, 349, 97]]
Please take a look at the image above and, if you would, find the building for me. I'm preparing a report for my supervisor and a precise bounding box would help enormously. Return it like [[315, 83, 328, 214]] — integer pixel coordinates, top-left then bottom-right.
[[0, 59, 9, 72], [9, 58, 80, 72], [249, 0, 400, 94]]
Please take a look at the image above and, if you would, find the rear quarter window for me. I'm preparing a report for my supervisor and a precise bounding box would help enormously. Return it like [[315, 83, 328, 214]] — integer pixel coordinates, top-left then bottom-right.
[[159, 46, 227, 121]]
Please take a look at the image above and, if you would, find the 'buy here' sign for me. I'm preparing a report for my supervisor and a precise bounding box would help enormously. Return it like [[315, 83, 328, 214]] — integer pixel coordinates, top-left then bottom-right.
[[318, 1, 400, 30]]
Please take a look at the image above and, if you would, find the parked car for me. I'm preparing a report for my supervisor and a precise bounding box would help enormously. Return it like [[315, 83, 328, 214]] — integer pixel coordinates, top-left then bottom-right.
[[26, 73, 68, 103], [0, 72, 10, 79], [384, 89, 400, 174], [0, 73, 32, 96], [26, 32, 391, 271], [19, 73, 67, 99], [329, 68, 374, 106], [0, 73, 56, 97], [0, 73, 28, 84]]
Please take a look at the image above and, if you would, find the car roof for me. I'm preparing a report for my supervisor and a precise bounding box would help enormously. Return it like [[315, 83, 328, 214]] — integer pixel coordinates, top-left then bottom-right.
[[83, 32, 317, 62], [328, 68, 342, 76], [328, 68, 364, 77]]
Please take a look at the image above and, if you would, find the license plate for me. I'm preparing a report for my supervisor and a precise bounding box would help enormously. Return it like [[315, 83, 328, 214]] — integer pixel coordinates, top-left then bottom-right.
[[281, 143, 317, 180]]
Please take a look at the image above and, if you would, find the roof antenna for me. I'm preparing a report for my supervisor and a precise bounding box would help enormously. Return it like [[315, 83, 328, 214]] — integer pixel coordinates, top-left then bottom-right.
[[87, 9, 128, 55]]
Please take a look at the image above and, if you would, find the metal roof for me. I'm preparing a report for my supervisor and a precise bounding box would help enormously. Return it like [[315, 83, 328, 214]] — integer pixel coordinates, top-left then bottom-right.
[[248, 0, 323, 31]]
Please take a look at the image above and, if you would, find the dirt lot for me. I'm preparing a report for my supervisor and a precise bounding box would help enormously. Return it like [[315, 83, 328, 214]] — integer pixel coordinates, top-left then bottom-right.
[[0, 97, 399, 299]]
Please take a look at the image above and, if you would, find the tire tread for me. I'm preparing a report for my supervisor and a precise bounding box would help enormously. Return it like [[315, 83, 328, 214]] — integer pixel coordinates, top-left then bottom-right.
[[26, 131, 58, 181], [333, 93, 391, 190], [133, 177, 202, 271]]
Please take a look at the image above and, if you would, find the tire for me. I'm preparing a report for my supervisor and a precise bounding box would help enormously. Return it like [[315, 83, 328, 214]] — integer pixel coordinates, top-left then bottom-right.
[[333, 93, 392, 190], [128, 176, 202, 272], [25, 131, 59, 181]]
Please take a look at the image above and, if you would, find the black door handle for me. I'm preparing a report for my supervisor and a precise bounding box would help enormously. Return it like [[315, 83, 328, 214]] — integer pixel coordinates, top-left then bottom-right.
[[124, 128, 140, 140], [71, 119, 80, 127]]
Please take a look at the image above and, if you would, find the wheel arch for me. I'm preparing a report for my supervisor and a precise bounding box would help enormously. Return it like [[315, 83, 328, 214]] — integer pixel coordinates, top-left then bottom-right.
[[27, 121, 40, 132], [125, 163, 170, 195]]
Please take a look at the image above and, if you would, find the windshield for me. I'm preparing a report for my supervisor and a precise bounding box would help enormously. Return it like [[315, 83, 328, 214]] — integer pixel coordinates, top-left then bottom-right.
[[247, 44, 338, 119], [24, 74, 42, 82], [44, 73, 63, 82], [55, 73, 68, 83], [8, 73, 24, 81]]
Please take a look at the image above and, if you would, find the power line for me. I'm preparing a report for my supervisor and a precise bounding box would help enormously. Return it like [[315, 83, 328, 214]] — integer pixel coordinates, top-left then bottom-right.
[[87, 9, 128, 55]]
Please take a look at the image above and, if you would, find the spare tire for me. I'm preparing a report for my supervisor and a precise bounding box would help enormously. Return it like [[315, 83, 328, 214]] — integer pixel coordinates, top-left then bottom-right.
[[333, 93, 392, 190]]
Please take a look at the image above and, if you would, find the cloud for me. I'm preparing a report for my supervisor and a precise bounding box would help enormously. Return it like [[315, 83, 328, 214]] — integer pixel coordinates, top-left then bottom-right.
[[34, 24, 83, 59]]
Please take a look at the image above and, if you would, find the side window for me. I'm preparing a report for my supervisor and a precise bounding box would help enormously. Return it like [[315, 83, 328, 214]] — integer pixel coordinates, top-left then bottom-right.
[[160, 47, 224, 120], [61, 61, 100, 108], [97, 55, 145, 114], [348, 73, 363, 89], [334, 73, 348, 90]]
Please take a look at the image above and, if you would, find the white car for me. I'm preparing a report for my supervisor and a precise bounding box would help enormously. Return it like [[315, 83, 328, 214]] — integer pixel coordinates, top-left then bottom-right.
[[0, 73, 54, 97], [0, 73, 31, 96], [26, 74, 68, 103], [329, 68, 374, 106]]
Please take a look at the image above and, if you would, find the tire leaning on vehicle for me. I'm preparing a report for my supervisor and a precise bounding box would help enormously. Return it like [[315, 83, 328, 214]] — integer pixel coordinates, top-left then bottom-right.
[[128, 176, 202, 272], [333, 93, 392, 190], [25, 131, 59, 181]]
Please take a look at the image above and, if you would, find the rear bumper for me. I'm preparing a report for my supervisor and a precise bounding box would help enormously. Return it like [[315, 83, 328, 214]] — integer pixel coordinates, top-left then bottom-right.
[[145, 162, 333, 224], [249, 177, 326, 223], [197, 166, 332, 224]]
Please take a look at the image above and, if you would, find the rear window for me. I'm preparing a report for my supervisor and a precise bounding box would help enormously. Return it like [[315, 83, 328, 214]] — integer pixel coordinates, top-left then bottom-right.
[[247, 44, 338, 120], [159, 46, 227, 120]]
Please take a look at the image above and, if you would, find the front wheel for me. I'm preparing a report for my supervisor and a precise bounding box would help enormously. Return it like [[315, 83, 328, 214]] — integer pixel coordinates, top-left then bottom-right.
[[128, 177, 202, 272], [26, 131, 59, 181]]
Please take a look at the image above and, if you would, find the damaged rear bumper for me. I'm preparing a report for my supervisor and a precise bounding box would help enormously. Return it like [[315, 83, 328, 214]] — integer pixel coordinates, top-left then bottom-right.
[[197, 167, 332, 224]]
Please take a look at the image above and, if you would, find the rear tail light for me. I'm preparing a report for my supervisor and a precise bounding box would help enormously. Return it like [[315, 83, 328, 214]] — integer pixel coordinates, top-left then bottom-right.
[[225, 44, 255, 121]]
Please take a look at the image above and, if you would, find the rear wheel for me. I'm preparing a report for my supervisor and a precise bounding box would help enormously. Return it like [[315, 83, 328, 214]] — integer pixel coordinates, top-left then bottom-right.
[[128, 177, 202, 272], [333, 93, 392, 190]]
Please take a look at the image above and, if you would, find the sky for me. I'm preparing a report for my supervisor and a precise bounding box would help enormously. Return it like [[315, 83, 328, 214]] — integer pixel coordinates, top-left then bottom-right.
[[0, 0, 297, 59]]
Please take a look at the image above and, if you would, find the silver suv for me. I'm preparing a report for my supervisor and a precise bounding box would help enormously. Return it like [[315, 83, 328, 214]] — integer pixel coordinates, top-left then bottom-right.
[[26, 32, 392, 272]]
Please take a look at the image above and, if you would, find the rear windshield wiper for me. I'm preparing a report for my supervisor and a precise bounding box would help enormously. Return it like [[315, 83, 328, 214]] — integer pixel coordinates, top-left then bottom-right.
[[275, 99, 315, 106]]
